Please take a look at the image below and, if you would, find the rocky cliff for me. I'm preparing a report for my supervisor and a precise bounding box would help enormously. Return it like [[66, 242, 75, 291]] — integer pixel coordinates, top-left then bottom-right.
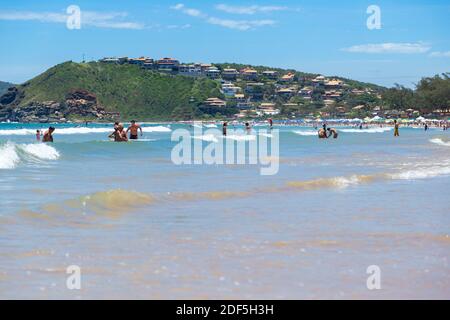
[[0, 88, 114, 123]]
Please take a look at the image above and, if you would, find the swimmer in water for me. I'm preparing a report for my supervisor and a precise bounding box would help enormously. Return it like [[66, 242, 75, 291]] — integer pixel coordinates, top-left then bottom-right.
[[245, 122, 252, 134], [327, 128, 338, 139], [36, 130, 41, 141], [109, 125, 128, 142], [42, 127, 55, 142], [318, 128, 327, 139], [126, 120, 143, 140], [268, 118, 273, 130], [394, 120, 400, 137], [222, 122, 227, 136]]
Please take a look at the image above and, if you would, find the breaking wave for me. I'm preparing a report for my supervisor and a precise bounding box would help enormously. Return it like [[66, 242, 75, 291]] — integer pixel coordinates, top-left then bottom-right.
[[287, 164, 450, 190], [430, 138, 450, 147], [293, 130, 317, 136], [225, 135, 257, 141], [191, 134, 219, 143], [340, 127, 392, 133], [0, 126, 171, 136], [0, 142, 60, 169]]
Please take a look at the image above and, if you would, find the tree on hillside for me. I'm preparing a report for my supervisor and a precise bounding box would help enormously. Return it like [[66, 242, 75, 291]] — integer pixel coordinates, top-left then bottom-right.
[[415, 73, 450, 113]]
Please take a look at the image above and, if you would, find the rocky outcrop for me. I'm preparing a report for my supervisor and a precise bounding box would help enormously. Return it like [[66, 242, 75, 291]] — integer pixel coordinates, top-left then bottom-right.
[[0, 89, 115, 123], [0, 87, 19, 105]]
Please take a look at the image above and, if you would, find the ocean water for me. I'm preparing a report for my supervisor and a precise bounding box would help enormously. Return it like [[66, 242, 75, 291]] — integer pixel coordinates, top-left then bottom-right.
[[0, 122, 449, 299]]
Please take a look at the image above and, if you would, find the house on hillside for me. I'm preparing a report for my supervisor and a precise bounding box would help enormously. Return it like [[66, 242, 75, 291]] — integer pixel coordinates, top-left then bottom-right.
[[277, 87, 296, 98], [100, 57, 120, 64], [241, 68, 258, 81], [298, 87, 313, 98], [222, 83, 242, 97], [203, 97, 226, 108], [257, 103, 280, 116], [262, 70, 278, 80], [279, 72, 295, 83], [205, 66, 221, 79], [324, 79, 343, 89], [222, 68, 239, 81], [179, 64, 202, 77], [128, 57, 150, 66], [312, 75, 326, 87], [157, 57, 180, 73]]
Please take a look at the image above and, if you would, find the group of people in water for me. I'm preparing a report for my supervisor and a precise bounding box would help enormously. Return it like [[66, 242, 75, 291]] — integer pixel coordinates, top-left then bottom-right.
[[35, 121, 144, 143], [33, 117, 447, 143], [36, 127, 55, 142], [318, 123, 339, 139], [109, 120, 143, 142]]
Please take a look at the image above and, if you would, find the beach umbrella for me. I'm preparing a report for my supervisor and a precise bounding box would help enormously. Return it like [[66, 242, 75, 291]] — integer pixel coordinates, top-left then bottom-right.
[[364, 117, 371, 122], [371, 116, 383, 122], [416, 116, 426, 122]]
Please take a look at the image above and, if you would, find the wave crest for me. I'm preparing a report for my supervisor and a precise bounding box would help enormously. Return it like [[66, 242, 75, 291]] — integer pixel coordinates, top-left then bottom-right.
[[0, 142, 60, 169]]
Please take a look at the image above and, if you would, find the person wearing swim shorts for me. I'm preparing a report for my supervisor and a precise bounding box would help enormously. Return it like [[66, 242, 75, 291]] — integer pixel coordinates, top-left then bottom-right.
[[126, 120, 143, 140], [223, 122, 228, 136]]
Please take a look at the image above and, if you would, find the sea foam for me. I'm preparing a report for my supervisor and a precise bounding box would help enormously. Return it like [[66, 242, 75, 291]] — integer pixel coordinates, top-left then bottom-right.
[[430, 138, 450, 147], [0, 126, 171, 136], [293, 130, 317, 136], [0, 142, 60, 169], [340, 127, 393, 133]]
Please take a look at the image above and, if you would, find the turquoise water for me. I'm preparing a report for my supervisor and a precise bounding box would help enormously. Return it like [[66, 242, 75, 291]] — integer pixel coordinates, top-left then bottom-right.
[[0, 122, 449, 299]]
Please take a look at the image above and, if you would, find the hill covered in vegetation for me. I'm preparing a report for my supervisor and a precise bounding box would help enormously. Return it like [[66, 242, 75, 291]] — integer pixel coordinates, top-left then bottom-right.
[[0, 61, 222, 121], [0, 60, 448, 122]]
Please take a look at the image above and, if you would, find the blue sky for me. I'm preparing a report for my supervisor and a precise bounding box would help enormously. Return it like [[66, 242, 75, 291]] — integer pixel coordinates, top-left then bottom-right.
[[0, 0, 449, 87]]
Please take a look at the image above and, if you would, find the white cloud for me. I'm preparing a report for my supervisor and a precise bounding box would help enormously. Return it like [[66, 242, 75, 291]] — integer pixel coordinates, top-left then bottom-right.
[[429, 51, 450, 57], [0, 10, 145, 30], [215, 4, 288, 15], [207, 17, 274, 30], [342, 43, 431, 54], [171, 3, 275, 30]]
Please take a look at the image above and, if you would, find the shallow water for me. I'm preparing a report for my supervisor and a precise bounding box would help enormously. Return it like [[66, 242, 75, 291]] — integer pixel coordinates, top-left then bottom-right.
[[0, 122, 449, 299]]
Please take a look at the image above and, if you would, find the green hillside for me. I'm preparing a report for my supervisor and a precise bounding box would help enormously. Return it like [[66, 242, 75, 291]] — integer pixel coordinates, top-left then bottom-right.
[[12, 61, 222, 120]]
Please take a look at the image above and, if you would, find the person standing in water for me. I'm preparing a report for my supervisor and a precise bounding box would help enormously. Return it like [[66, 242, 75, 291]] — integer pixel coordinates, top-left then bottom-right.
[[126, 120, 143, 140], [424, 123, 428, 131], [394, 120, 400, 137], [222, 122, 228, 136], [42, 127, 55, 142], [245, 122, 252, 134], [109, 124, 128, 142], [36, 130, 41, 141], [268, 118, 273, 130]]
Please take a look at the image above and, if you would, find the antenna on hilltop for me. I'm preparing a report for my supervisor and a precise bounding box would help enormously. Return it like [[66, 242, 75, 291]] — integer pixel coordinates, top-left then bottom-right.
[[82, 53, 86, 63]]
